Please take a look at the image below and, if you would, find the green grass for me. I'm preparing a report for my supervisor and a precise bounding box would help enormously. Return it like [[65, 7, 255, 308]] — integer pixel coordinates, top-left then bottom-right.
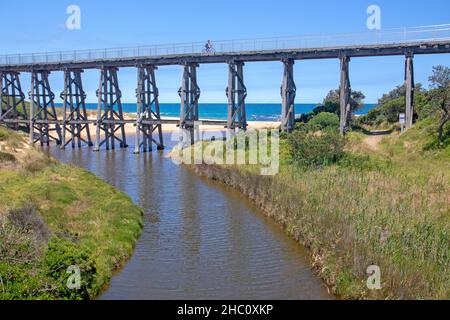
[[382, 117, 450, 162], [0, 126, 23, 147], [188, 118, 450, 299], [0, 127, 143, 300]]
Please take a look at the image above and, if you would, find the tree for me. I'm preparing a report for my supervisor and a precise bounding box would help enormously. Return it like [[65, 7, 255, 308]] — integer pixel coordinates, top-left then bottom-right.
[[377, 83, 425, 107], [428, 66, 450, 143], [320, 89, 365, 129], [296, 89, 365, 127], [321, 89, 366, 115], [357, 83, 426, 127]]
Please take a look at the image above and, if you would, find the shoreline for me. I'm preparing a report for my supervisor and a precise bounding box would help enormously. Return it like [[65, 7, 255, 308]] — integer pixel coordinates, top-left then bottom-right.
[[57, 109, 281, 141], [80, 119, 281, 143]]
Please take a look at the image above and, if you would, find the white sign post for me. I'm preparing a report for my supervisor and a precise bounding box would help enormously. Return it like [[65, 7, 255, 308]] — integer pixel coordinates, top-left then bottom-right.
[[399, 113, 406, 133]]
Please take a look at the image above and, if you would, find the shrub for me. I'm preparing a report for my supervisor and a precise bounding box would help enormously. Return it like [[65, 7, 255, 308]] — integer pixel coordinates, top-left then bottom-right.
[[0, 263, 53, 300], [358, 90, 435, 128], [382, 97, 405, 123], [23, 157, 49, 173], [0, 128, 10, 141], [0, 151, 16, 163], [288, 131, 346, 167], [42, 237, 96, 300], [307, 112, 340, 132], [422, 118, 450, 150], [0, 206, 50, 263], [8, 205, 50, 246], [415, 93, 438, 120], [358, 108, 381, 125], [374, 114, 388, 126], [0, 218, 40, 266], [0, 236, 97, 300]]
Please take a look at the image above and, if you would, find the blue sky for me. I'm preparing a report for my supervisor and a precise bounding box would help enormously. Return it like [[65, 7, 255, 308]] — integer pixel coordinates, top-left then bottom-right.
[[1, 0, 449, 103]]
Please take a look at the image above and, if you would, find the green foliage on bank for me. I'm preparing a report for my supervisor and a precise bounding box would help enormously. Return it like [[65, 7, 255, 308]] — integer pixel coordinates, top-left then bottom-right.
[[357, 90, 431, 127], [297, 89, 365, 124], [357, 65, 449, 140], [306, 112, 340, 132], [288, 130, 345, 167], [0, 128, 143, 300]]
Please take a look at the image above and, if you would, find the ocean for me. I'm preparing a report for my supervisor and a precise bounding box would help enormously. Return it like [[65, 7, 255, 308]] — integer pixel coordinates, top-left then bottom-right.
[[77, 103, 376, 121]]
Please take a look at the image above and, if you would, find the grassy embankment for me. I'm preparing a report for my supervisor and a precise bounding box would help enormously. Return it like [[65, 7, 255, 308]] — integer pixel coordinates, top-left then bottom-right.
[[175, 117, 449, 299], [0, 126, 143, 299]]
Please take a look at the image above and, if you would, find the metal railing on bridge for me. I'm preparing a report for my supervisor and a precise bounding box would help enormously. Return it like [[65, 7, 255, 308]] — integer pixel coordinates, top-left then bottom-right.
[[1, 24, 450, 66]]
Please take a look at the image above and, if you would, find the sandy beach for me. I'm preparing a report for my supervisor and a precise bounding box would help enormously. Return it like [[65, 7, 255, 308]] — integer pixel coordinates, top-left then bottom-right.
[[126, 116, 280, 133], [61, 109, 281, 141]]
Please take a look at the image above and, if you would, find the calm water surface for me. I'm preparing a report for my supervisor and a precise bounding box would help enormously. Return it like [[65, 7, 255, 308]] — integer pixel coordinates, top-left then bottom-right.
[[50, 133, 330, 300]]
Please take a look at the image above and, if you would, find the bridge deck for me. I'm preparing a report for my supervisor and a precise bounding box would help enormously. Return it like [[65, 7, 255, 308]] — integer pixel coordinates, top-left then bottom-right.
[[2, 24, 450, 71], [1, 41, 450, 72]]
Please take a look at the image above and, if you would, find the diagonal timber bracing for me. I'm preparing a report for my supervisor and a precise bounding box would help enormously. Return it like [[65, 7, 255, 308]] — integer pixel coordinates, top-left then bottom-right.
[[134, 65, 164, 153], [94, 67, 127, 151], [60, 69, 93, 149], [29, 71, 62, 145], [179, 63, 200, 145], [0, 71, 28, 129]]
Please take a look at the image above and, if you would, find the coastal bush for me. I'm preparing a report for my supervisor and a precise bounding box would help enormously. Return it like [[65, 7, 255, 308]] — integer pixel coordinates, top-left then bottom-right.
[[357, 97, 406, 127], [42, 237, 96, 300], [322, 89, 366, 114], [0, 237, 95, 300], [414, 94, 436, 121], [7, 205, 50, 243], [296, 89, 365, 124], [307, 112, 340, 132], [288, 131, 345, 167], [0, 208, 50, 300], [0, 263, 51, 300], [0, 209, 46, 266], [357, 67, 448, 132], [0, 151, 16, 163], [0, 130, 8, 141], [428, 65, 450, 144]]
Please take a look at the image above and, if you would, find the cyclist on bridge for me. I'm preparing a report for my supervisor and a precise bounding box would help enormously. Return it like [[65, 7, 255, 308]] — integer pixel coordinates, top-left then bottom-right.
[[204, 40, 214, 53]]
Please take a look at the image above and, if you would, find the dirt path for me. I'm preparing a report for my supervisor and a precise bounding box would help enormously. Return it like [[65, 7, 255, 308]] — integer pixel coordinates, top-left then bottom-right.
[[362, 130, 392, 152], [363, 135, 384, 151]]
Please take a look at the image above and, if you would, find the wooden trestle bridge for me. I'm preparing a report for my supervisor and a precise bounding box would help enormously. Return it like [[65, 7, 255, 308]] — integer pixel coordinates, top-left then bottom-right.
[[1, 25, 450, 153]]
